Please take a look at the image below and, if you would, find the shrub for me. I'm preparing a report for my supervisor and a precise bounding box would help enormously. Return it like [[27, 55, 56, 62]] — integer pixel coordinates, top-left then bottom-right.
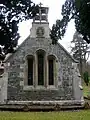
[[83, 71, 89, 86], [84, 102, 90, 109]]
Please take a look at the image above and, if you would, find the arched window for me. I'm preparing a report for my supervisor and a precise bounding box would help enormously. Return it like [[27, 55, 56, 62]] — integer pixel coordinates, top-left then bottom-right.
[[48, 55, 56, 85], [25, 52, 57, 89], [26, 55, 34, 86], [36, 49, 46, 85]]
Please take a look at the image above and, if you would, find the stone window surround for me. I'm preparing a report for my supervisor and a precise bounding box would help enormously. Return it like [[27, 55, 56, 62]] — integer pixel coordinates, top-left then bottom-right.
[[24, 49, 58, 90]]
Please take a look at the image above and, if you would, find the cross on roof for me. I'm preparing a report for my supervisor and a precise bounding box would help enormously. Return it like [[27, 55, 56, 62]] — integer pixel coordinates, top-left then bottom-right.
[[39, 2, 43, 7], [38, 2, 43, 23]]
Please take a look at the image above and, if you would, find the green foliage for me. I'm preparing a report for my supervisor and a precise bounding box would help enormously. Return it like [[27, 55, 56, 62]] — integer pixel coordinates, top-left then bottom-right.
[[0, 0, 39, 58], [84, 102, 90, 109], [70, 31, 89, 74], [83, 84, 90, 97], [51, 0, 90, 44], [71, 31, 89, 61], [83, 71, 89, 86]]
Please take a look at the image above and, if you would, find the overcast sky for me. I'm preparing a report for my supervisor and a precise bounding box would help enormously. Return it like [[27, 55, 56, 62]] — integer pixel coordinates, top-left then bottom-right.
[[18, 0, 75, 52]]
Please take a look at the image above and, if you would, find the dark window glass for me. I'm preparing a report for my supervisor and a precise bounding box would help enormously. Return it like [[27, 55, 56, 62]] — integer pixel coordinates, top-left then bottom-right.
[[0, 69, 4, 75], [49, 60, 54, 85], [38, 54, 44, 85], [28, 58, 33, 85]]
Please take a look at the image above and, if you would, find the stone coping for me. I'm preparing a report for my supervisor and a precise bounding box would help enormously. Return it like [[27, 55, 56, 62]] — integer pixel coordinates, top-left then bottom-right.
[[3, 100, 84, 106]]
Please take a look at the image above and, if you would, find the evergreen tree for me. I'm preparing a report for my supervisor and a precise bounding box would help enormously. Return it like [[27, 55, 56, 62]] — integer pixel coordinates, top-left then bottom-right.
[[50, 0, 90, 44], [83, 71, 89, 86], [71, 31, 89, 75], [0, 0, 39, 59]]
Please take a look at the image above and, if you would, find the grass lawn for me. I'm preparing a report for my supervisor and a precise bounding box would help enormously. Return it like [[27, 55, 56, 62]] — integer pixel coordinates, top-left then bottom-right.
[[83, 83, 90, 97], [0, 110, 90, 120], [83, 85, 90, 97], [0, 82, 89, 120]]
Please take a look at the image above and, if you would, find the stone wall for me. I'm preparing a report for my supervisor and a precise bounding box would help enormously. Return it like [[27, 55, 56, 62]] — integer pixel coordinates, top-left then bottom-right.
[[0, 72, 8, 103], [5, 36, 79, 102]]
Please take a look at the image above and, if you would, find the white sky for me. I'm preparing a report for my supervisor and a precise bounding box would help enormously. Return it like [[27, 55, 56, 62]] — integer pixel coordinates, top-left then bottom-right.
[[18, 0, 75, 52]]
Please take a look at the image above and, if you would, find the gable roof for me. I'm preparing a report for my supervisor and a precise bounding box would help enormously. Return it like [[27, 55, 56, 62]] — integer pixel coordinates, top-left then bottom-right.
[[57, 42, 78, 63], [4, 35, 30, 62], [4, 35, 78, 63]]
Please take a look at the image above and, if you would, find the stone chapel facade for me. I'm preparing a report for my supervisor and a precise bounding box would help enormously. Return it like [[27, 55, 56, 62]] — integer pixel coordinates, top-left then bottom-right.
[[0, 5, 84, 109]]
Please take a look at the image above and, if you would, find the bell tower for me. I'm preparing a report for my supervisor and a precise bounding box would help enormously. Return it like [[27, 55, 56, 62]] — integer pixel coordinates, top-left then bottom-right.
[[30, 3, 50, 38], [33, 3, 48, 23]]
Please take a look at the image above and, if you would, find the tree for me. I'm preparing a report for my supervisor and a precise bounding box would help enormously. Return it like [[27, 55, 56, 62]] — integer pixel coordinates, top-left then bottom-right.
[[0, 0, 39, 59], [71, 31, 89, 75], [83, 71, 89, 86], [50, 0, 90, 44]]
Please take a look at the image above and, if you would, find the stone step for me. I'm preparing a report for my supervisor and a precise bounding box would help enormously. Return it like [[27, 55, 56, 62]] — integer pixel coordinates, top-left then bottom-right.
[[0, 103, 84, 111]]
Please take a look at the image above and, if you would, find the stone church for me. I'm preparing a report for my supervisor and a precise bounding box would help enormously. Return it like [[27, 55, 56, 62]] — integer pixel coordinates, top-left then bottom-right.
[[0, 5, 84, 109]]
